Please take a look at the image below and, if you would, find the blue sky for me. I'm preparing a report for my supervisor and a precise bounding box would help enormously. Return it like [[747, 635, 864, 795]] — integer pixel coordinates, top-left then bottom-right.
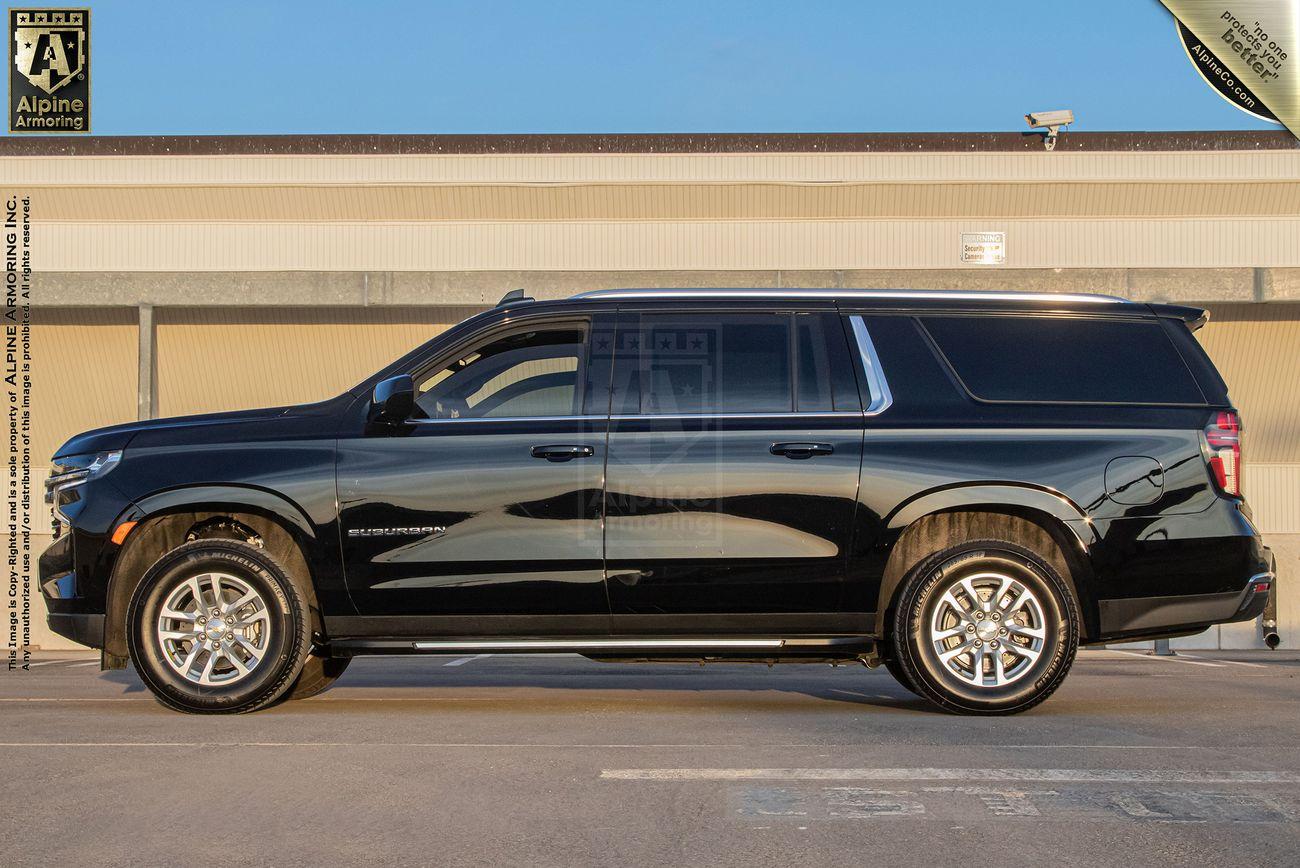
[[26, 0, 1282, 134]]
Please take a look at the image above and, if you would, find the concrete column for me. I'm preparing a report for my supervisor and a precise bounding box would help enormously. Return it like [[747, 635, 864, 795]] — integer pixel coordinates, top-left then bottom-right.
[[137, 302, 155, 420]]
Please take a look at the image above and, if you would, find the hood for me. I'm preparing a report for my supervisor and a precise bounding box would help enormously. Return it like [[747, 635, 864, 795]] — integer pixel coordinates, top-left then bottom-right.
[[51, 396, 350, 460]]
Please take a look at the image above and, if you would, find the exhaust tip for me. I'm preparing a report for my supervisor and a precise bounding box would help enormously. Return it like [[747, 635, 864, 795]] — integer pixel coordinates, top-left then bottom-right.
[[1264, 631, 1281, 650]]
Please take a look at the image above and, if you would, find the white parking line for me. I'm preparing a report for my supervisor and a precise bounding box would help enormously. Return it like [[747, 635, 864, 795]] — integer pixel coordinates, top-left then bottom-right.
[[1105, 650, 1223, 667], [444, 654, 492, 667], [68, 661, 101, 668], [0, 742, 1295, 754], [1177, 654, 1268, 669], [599, 768, 1300, 784]]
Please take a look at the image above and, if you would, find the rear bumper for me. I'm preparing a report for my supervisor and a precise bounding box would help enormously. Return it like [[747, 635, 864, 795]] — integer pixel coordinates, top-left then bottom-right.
[[1097, 549, 1275, 641]]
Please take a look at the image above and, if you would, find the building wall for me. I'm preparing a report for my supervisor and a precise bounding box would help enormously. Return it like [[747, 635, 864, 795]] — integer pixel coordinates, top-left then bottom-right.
[[153, 306, 482, 416]]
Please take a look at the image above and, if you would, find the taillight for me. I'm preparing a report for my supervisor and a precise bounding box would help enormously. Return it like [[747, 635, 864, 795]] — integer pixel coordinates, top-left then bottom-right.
[[1205, 411, 1242, 497]]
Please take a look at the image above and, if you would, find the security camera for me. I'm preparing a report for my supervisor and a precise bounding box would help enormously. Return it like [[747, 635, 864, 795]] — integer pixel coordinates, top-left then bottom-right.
[[1024, 110, 1075, 129], [1023, 109, 1074, 151]]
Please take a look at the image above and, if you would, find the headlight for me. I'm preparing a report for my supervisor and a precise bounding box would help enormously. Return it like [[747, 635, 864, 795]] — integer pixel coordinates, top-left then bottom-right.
[[45, 450, 122, 519]]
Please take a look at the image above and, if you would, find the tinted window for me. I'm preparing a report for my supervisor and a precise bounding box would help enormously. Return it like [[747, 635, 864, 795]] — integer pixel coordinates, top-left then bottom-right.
[[633, 314, 792, 414], [921, 315, 1205, 404], [415, 328, 585, 418], [796, 316, 833, 412], [796, 314, 860, 412]]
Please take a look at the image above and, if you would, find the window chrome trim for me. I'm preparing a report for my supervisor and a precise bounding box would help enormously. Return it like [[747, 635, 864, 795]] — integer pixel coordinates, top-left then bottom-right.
[[849, 316, 893, 416], [408, 414, 606, 424], [407, 411, 867, 424], [573, 288, 1129, 305], [609, 412, 862, 421]]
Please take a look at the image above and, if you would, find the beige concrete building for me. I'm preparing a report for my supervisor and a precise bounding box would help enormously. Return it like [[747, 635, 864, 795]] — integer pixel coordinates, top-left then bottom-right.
[[5, 130, 1298, 651]]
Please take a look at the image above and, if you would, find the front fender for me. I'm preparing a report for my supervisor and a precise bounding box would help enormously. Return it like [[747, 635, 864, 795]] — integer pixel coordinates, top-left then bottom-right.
[[130, 484, 318, 539], [99, 484, 325, 666]]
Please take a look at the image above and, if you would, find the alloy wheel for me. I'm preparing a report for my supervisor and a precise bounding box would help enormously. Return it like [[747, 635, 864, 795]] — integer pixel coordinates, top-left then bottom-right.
[[927, 570, 1048, 689], [155, 572, 272, 686]]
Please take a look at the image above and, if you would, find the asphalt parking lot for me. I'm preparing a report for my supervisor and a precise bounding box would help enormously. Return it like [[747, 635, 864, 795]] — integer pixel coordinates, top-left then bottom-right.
[[3, 648, 1298, 867]]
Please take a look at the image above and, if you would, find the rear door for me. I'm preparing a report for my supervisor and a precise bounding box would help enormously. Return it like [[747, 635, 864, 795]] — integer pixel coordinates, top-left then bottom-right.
[[603, 307, 864, 633]]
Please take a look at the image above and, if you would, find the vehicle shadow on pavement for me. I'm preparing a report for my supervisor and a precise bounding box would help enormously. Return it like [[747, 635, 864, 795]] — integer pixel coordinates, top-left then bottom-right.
[[288, 663, 948, 713], [100, 669, 147, 693]]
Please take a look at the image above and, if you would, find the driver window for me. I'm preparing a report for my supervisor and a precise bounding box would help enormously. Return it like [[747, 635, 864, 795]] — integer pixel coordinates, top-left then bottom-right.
[[414, 327, 585, 419]]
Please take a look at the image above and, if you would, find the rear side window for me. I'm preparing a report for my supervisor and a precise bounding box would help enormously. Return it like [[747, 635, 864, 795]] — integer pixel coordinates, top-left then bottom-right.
[[635, 314, 792, 414], [920, 315, 1206, 405], [612, 312, 861, 415], [796, 314, 861, 412]]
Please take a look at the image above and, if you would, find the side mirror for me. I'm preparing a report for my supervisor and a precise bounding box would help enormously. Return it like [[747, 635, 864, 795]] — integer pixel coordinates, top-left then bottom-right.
[[370, 375, 415, 426]]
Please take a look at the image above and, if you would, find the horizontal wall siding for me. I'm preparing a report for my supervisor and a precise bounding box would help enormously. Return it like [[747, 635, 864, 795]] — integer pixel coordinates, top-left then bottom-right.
[[20, 181, 1300, 222], [1199, 304, 1300, 463], [31, 219, 1300, 272], [8, 150, 1300, 185], [154, 306, 483, 417], [30, 307, 138, 464], [1243, 466, 1300, 534]]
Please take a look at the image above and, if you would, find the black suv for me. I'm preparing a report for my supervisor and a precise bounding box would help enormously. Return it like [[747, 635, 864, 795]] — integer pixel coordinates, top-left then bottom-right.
[[41, 289, 1274, 714]]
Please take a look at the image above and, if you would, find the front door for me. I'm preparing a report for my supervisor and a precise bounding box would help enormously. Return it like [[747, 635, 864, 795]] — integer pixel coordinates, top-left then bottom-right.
[[603, 309, 864, 633], [337, 316, 610, 632]]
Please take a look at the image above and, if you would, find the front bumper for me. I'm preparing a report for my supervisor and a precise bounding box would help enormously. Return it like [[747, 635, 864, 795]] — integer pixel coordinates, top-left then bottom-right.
[[39, 533, 108, 649], [47, 613, 105, 647]]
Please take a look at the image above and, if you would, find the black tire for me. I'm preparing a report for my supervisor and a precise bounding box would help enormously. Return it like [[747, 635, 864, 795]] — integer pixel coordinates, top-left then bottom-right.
[[891, 539, 1078, 715], [127, 539, 311, 714], [881, 651, 920, 697], [285, 653, 351, 700]]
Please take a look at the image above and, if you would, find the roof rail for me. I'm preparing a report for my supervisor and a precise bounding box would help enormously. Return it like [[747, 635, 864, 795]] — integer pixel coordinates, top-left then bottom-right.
[[570, 288, 1130, 304]]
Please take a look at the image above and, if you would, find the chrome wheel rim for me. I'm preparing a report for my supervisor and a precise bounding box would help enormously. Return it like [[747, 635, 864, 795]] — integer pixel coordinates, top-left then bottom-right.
[[929, 570, 1048, 689], [156, 572, 272, 686]]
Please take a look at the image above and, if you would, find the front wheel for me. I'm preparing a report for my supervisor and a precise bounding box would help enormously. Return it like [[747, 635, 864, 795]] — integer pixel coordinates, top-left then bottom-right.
[[127, 539, 311, 714], [891, 539, 1078, 715]]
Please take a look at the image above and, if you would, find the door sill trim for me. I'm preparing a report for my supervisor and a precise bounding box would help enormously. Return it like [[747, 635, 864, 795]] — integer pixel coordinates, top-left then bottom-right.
[[411, 638, 786, 651], [330, 635, 874, 654]]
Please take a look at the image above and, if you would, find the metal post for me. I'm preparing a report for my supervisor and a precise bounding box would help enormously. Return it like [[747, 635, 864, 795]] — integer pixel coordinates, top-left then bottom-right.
[[137, 302, 155, 420], [1153, 638, 1173, 656]]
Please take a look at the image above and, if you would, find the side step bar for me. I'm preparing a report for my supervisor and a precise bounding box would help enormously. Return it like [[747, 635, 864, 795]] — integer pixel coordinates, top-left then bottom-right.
[[413, 639, 784, 651], [331, 636, 874, 655]]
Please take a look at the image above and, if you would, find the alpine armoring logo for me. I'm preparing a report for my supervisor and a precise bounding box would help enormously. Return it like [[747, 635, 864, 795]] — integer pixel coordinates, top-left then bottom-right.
[[9, 8, 90, 133], [1177, 20, 1280, 124]]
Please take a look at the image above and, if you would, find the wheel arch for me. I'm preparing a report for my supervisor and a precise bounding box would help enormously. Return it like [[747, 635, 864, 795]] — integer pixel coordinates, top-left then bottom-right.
[[877, 502, 1098, 643], [101, 485, 324, 666]]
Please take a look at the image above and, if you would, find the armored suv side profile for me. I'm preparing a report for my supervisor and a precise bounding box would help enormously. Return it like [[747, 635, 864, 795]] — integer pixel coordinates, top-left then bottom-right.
[[41, 289, 1274, 714]]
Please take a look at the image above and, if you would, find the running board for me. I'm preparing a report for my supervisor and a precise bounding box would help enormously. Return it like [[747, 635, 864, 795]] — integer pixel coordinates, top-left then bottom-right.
[[330, 636, 875, 655], [413, 639, 785, 651]]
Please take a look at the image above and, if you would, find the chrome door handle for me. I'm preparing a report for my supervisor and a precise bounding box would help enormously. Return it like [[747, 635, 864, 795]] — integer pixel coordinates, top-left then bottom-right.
[[530, 444, 595, 462], [770, 442, 834, 459]]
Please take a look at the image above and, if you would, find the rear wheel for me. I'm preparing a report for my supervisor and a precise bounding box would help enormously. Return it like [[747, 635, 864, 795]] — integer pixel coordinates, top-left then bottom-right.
[[891, 539, 1078, 715], [127, 539, 311, 714]]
